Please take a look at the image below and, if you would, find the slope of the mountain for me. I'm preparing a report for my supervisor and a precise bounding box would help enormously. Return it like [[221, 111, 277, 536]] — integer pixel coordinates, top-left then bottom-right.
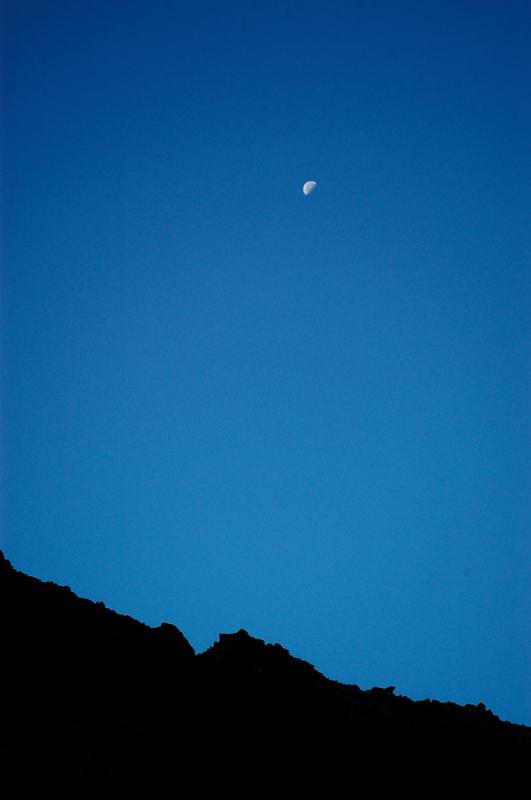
[[1, 550, 529, 796]]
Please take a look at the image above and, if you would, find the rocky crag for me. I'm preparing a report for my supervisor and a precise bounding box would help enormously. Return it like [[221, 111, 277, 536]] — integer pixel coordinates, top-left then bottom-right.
[[1, 550, 529, 796]]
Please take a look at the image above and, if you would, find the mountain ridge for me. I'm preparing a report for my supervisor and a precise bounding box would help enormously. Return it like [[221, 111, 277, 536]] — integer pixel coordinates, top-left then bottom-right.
[[1, 549, 529, 795]]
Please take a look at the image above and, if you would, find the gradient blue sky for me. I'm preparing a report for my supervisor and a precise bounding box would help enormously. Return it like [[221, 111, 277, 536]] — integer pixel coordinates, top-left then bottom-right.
[[2, 1, 530, 725]]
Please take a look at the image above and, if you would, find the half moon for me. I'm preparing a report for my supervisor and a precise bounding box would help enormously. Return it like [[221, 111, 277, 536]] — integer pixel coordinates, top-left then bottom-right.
[[302, 180, 317, 196]]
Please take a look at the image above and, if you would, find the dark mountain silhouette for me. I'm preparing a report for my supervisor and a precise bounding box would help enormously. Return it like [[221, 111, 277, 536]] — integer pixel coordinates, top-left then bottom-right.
[[1, 550, 529, 796]]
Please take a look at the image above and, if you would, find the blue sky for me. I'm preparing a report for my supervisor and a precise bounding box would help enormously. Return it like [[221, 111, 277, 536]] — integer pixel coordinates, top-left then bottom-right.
[[2, 1, 530, 725]]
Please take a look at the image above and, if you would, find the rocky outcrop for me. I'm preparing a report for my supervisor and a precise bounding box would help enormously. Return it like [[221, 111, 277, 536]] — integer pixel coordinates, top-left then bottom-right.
[[1, 550, 529, 795]]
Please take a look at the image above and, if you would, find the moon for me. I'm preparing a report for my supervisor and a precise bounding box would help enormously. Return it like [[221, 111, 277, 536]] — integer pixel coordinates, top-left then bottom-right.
[[302, 180, 317, 196]]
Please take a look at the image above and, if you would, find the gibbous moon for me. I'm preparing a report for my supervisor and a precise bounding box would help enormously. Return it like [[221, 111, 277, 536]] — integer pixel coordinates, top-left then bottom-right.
[[302, 180, 317, 196]]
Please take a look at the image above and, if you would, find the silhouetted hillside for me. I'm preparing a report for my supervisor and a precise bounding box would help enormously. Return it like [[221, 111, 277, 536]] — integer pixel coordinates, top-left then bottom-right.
[[1, 550, 529, 796]]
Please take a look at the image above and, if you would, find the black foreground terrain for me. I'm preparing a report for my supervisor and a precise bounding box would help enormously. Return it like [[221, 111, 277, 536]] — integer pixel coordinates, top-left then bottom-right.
[[1, 550, 529, 797]]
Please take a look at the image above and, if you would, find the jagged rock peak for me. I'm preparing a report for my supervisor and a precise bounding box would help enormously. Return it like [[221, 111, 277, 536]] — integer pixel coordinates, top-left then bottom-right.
[[204, 628, 267, 655], [0, 550, 15, 572], [155, 621, 195, 657], [201, 628, 320, 676]]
